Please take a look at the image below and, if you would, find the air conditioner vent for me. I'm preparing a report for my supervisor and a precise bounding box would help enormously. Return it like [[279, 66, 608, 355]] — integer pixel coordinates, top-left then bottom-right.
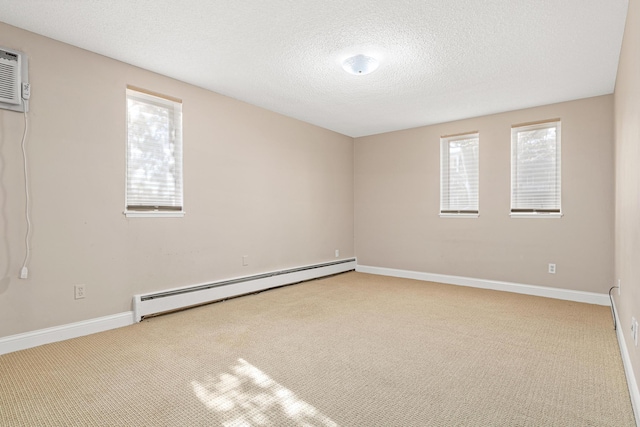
[[0, 49, 21, 105]]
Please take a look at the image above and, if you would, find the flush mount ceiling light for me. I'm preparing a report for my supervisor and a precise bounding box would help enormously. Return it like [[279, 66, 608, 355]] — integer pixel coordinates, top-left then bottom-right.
[[342, 54, 379, 75]]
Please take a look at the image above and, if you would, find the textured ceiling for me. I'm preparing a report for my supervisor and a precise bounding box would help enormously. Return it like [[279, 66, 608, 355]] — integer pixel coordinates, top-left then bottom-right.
[[0, 0, 629, 137]]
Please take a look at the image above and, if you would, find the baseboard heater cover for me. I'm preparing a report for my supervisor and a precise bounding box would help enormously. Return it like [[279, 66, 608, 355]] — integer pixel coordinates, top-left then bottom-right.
[[133, 258, 356, 322]]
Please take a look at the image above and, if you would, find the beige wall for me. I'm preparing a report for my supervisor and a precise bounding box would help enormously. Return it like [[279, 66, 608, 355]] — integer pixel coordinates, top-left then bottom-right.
[[355, 95, 614, 294], [0, 23, 354, 337], [615, 0, 640, 400]]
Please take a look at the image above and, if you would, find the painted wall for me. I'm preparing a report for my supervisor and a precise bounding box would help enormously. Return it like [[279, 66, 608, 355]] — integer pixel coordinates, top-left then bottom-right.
[[0, 23, 354, 337], [614, 0, 640, 403], [355, 95, 614, 294]]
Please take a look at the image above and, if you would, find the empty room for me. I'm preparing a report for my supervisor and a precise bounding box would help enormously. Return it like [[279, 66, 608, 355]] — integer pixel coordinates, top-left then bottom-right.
[[1, 0, 639, 426]]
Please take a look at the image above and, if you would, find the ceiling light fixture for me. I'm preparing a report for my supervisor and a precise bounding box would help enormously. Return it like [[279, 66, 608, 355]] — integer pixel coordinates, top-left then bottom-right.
[[342, 54, 379, 75]]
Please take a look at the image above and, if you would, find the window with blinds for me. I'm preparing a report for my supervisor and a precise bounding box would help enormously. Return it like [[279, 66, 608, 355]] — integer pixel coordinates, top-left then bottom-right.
[[510, 120, 561, 217], [440, 132, 479, 217], [125, 87, 184, 217]]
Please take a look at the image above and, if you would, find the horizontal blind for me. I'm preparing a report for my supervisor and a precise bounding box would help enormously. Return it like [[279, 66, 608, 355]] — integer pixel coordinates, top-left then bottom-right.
[[511, 121, 561, 212], [126, 89, 183, 211], [440, 133, 479, 214]]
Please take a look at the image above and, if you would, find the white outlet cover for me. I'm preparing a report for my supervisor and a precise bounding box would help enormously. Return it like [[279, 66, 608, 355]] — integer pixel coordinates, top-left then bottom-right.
[[74, 285, 85, 299]]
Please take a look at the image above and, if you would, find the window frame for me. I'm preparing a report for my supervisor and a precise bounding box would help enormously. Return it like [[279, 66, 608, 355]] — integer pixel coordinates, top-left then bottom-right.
[[439, 131, 480, 218], [124, 86, 184, 218], [510, 119, 562, 219]]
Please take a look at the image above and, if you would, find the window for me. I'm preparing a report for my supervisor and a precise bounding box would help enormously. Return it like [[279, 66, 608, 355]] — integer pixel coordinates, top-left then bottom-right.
[[440, 132, 479, 217], [125, 87, 184, 217], [510, 119, 561, 217]]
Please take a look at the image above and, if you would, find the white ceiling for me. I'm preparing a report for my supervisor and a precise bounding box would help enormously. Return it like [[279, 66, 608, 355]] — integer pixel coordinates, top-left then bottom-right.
[[0, 1, 629, 137]]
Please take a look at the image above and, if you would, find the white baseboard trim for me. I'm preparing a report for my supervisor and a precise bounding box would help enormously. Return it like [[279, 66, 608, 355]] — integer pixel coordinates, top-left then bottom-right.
[[356, 265, 610, 306], [612, 298, 640, 426], [0, 311, 134, 356], [0, 259, 357, 356]]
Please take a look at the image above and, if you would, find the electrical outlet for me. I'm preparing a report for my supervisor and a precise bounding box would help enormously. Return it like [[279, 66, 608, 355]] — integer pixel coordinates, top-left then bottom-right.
[[74, 285, 85, 300], [335, 249, 339, 258], [632, 317, 638, 346], [548, 263, 556, 274], [242, 255, 248, 266]]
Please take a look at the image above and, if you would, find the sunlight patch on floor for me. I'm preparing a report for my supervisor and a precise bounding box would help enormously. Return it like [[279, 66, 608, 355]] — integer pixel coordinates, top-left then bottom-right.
[[192, 358, 338, 427]]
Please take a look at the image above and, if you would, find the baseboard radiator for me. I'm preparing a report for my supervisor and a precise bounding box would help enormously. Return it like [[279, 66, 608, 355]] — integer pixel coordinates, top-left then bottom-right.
[[133, 258, 356, 322]]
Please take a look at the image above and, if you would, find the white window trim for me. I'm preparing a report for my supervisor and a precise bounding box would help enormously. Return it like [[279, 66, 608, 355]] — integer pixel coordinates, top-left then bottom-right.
[[124, 210, 186, 218], [125, 87, 184, 218], [510, 119, 561, 218], [439, 213, 480, 218], [510, 212, 563, 219], [440, 131, 479, 218]]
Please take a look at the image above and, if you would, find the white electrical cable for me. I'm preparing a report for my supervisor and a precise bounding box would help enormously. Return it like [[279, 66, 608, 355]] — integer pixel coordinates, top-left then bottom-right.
[[20, 98, 31, 278]]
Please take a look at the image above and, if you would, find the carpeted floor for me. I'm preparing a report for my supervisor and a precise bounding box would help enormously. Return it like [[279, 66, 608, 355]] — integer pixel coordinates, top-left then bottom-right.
[[0, 272, 635, 426]]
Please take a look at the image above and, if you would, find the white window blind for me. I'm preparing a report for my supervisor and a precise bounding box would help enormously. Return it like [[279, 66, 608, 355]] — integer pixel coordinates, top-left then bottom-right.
[[126, 88, 183, 217], [511, 120, 561, 215], [440, 133, 479, 216]]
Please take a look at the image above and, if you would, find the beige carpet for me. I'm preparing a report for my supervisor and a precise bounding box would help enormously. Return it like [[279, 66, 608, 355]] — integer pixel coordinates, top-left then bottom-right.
[[0, 272, 635, 426]]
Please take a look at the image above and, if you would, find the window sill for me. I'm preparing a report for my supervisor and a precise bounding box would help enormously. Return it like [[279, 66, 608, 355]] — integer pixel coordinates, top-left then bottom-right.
[[510, 212, 562, 219], [439, 213, 479, 218], [124, 211, 185, 218]]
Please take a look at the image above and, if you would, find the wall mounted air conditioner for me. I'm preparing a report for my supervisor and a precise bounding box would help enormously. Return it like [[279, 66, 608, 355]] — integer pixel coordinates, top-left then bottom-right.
[[0, 47, 29, 113]]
